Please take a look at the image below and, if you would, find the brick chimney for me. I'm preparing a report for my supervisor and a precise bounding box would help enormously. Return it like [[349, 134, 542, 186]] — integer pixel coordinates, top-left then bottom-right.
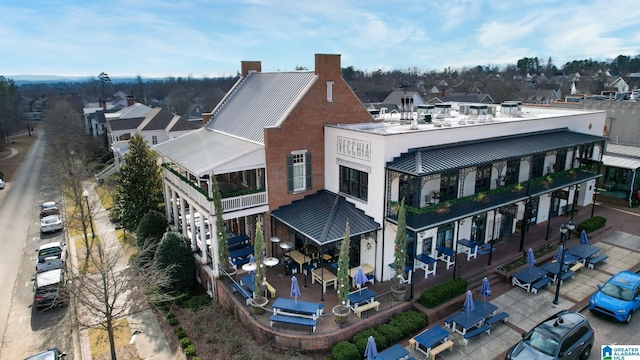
[[102, 99, 107, 110], [315, 54, 341, 80], [241, 61, 262, 76], [202, 112, 213, 126]]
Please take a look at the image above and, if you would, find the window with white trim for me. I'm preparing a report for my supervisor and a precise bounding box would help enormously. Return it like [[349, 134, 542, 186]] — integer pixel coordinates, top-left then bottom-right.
[[326, 81, 334, 102], [287, 151, 311, 193], [152, 135, 158, 145]]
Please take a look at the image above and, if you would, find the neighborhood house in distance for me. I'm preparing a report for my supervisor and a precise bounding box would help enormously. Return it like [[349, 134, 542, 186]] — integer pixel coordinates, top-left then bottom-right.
[[148, 53, 608, 349]]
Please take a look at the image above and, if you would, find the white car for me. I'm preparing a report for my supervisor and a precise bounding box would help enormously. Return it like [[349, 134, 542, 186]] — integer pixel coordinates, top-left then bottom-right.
[[36, 242, 67, 272], [0, 178, 4, 189], [41, 215, 64, 233]]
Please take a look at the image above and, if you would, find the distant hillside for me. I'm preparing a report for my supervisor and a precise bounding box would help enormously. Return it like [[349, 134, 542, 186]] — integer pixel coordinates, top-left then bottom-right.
[[8, 75, 157, 85]]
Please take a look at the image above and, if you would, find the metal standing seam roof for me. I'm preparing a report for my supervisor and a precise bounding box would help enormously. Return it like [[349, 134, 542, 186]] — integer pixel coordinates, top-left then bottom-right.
[[602, 154, 640, 170], [606, 143, 640, 158], [153, 128, 263, 177], [205, 71, 317, 144], [387, 129, 607, 176], [270, 190, 381, 247]]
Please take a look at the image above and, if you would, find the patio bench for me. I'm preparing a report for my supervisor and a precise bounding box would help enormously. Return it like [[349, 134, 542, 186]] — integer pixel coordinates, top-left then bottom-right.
[[429, 340, 454, 360], [486, 312, 509, 326], [231, 282, 251, 305], [265, 280, 276, 298], [587, 254, 608, 269], [569, 262, 583, 272], [232, 257, 251, 266], [560, 270, 576, 284], [531, 277, 552, 294], [462, 324, 491, 345], [443, 313, 457, 329], [354, 300, 380, 318], [269, 314, 317, 332]]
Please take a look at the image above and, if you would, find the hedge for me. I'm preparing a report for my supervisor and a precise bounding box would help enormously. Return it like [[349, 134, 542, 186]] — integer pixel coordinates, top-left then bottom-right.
[[419, 278, 468, 308], [577, 216, 606, 233], [331, 341, 360, 360]]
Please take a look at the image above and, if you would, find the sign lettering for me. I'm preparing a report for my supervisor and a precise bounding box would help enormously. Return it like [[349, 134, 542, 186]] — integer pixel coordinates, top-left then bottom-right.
[[337, 137, 371, 161]]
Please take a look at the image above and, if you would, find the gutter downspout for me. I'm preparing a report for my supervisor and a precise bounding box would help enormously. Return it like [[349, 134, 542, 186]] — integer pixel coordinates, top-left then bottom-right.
[[628, 169, 637, 207], [381, 169, 388, 282]]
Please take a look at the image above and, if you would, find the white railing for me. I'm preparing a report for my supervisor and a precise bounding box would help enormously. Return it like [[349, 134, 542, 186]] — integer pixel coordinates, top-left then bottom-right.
[[95, 163, 119, 182], [163, 168, 267, 214]]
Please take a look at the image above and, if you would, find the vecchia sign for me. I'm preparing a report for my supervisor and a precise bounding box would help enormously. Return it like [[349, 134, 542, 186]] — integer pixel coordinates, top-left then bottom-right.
[[337, 137, 371, 161]]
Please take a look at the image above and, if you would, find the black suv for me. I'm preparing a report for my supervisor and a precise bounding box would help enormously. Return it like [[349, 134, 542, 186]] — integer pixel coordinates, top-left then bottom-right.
[[505, 310, 594, 360]]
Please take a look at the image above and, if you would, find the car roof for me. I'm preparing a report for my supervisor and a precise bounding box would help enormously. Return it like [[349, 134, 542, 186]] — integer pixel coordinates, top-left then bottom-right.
[[24, 348, 60, 360], [36, 269, 63, 287], [536, 311, 586, 339], [42, 215, 60, 221], [610, 271, 640, 287], [42, 201, 57, 208], [39, 242, 64, 250]]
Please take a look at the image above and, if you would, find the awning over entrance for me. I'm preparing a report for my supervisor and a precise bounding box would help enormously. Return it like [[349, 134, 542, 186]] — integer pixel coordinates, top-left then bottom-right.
[[271, 190, 381, 247], [602, 154, 640, 170]]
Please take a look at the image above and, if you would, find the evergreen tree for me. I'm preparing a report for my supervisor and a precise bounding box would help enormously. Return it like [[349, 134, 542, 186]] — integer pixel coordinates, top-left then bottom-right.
[[154, 231, 196, 292], [393, 198, 407, 286], [212, 174, 231, 271], [253, 221, 266, 299], [135, 210, 168, 266], [336, 220, 351, 306], [116, 133, 163, 232]]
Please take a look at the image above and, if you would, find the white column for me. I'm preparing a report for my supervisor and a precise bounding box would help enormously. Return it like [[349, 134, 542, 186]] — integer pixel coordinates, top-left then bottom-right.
[[200, 214, 208, 263], [172, 190, 179, 229], [211, 220, 222, 278], [180, 197, 187, 237], [189, 206, 197, 251], [164, 182, 171, 221]]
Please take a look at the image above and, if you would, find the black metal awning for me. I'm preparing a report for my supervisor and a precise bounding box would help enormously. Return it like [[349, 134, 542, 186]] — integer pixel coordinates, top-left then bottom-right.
[[387, 129, 607, 176], [271, 190, 381, 247]]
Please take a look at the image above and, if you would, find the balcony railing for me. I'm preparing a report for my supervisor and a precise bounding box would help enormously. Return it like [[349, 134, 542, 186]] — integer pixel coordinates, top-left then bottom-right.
[[163, 166, 267, 214]]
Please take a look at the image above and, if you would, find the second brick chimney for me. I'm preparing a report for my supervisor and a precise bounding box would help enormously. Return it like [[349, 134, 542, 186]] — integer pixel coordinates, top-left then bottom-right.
[[241, 61, 262, 76]]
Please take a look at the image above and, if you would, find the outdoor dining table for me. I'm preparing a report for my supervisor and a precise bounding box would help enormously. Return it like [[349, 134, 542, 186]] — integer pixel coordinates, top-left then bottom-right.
[[288, 250, 311, 273], [511, 265, 548, 292], [347, 288, 376, 311], [541, 262, 570, 283], [457, 238, 478, 261], [311, 266, 337, 293], [566, 245, 600, 264], [229, 246, 254, 261], [374, 343, 409, 360], [467, 299, 497, 318], [449, 310, 485, 335], [349, 263, 375, 286], [413, 324, 450, 357], [436, 246, 456, 269], [414, 253, 437, 278], [272, 298, 323, 318]]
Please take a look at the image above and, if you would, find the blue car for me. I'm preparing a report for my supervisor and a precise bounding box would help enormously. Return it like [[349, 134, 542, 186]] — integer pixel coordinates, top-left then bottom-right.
[[589, 270, 640, 323]]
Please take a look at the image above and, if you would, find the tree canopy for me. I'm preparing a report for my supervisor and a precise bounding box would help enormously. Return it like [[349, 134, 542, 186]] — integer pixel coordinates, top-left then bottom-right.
[[154, 231, 196, 292], [116, 133, 163, 231]]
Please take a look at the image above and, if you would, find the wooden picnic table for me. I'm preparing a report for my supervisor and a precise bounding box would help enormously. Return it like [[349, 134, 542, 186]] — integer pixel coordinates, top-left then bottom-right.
[[413, 324, 450, 358], [349, 263, 374, 286], [272, 298, 323, 318], [311, 266, 337, 293], [511, 265, 547, 292]]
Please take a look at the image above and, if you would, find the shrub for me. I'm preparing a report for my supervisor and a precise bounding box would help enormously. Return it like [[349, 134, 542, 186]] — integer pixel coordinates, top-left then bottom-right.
[[191, 357, 202, 360], [167, 317, 179, 326], [166, 311, 175, 319], [377, 323, 403, 344], [352, 328, 387, 355], [577, 216, 606, 233], [175, 329, 187, 339], [173, 326, 183, 333], [183, 344, 196, 357], [184, 294, 211, 311], [331, 341, 359, 360], [388, 310, 427, 337], [180, 337, 192, 349], [419, 278, 468, 308]]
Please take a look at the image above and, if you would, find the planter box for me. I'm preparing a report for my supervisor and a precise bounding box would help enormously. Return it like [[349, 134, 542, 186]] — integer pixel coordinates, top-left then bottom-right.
[[420, 292, 467, 326]]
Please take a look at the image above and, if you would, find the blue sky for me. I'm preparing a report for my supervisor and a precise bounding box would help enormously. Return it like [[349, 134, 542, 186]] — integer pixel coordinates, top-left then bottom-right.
[[2, 0, 640, 78]]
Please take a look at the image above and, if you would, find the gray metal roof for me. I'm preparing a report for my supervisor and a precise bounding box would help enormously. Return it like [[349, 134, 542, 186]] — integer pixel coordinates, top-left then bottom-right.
[[206, 71, 317, 144], [605, 143, 640, 158], [602, 154, 640, 170], [153, 128, 263, 177], [271, 190, 380, 247], [387, 129, 607, 176]]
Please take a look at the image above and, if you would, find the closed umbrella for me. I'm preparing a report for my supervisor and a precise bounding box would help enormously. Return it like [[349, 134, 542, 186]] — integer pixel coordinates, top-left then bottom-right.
[[364, 336, 378, 360], [580, 230, 589, 245], [249, 254, 256, 282], [290, 276, 301, 304], [480, 277, 491, 308], [527, 248, 536, 274], [354, 266, 368, 294], [554, 245, 565, 263], [464, 290, 474, 318]]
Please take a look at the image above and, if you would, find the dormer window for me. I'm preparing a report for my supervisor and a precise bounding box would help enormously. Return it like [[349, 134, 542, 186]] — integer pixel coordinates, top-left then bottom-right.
[[326, 81, 334, 102]]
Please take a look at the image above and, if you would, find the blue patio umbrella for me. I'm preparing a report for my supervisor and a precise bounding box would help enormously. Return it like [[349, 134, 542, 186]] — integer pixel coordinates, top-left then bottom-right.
[[481, 277, 491, 308], [249, 254, 256, 281], [364, 336, 378, 360], [527, 248, 536, 274], [354, 266, 369, 293], [290, 276, 301, 304], [580, 230, 589, 245], [464, 290, 475, 318]]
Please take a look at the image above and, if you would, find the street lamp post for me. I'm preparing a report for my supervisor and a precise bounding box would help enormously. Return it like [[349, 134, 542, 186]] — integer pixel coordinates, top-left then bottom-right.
[[553, 224, 569, 305], [83, 189, 96, 240]]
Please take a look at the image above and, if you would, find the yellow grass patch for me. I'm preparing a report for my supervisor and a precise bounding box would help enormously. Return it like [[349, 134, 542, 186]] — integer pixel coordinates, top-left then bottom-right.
[[95, 184, 116, 210], [116, 229, 138, 260], [75, 236, 101, 274], [88, 318, 132, 358]]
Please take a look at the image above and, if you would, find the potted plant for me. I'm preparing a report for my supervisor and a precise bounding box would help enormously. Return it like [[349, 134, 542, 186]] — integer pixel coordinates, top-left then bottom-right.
[[333, 220, 351, 326], [250, 220, 268, 315], [541, 175, 553, 189], [212, 174, 236, 276], [511, 182, 524, 193], [433, 202, 450, 214], [391, 198, 408, 301], [474, 192, 490, 203]]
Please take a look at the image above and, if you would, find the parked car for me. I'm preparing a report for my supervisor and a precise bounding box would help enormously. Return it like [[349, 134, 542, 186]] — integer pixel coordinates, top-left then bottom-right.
[[589, 270, 640, 323], [41, 214, 64, 233], [24, 348, 66, 360], [505, 310, 593, 360], [0, 178, 5, 189], [33, 268, 68, 309], [35, 242, 67, 273], [40, 201, 59, 218]]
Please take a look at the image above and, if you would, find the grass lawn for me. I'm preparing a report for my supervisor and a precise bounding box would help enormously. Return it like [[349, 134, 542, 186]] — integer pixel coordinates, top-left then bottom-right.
[[88, 318, 140, 359]]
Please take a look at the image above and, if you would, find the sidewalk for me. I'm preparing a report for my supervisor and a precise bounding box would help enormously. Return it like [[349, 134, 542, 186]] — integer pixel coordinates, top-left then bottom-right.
[[75, 184, 176, 360], [402, 203, 640, 359]]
